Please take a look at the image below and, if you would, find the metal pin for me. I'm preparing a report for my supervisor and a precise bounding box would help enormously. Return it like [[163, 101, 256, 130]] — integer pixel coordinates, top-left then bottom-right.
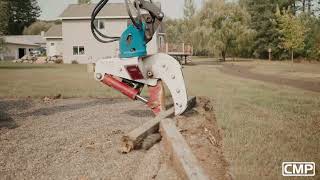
[[96, 73, 103, 80]]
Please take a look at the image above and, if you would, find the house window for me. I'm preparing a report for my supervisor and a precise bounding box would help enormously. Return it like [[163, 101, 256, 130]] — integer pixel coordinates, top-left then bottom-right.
[[94, 20, 105, 30], [73, 46, 85, 55], [51, 43, 55, 46]]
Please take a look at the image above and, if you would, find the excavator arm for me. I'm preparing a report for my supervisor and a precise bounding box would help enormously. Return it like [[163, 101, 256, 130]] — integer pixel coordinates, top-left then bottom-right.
[[92, 0, 189, 116]]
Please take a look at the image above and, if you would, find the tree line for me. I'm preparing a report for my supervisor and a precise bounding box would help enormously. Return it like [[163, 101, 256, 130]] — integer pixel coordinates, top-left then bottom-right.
[[165, 0, 320, 61]]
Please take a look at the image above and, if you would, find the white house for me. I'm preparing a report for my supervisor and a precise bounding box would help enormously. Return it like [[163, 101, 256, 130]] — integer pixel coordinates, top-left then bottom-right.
[[45, 3, 165, 64], [44, 24, 63, 57], [0, 35, 45, 60]]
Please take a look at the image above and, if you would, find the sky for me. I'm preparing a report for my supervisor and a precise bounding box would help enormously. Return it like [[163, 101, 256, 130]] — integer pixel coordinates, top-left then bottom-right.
[[37, 0, 204, 20]]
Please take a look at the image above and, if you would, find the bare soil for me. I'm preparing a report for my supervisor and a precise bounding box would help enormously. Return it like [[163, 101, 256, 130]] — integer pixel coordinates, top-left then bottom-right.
[[219, 64, 320, 92], [175, 97, 232, 180], [0, 98, 178, 179]]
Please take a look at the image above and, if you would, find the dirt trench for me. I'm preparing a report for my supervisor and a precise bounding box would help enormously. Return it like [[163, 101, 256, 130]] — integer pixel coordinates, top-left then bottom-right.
[[175, 97, 232, 180]]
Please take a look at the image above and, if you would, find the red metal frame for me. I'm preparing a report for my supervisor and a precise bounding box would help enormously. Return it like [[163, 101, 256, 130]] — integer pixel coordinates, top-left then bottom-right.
[[147, 80, 166, 115]]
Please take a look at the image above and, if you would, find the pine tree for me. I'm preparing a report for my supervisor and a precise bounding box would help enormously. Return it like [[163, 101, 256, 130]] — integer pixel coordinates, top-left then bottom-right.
[[6, 0, 41, 35], [244, 0, 296, 59]]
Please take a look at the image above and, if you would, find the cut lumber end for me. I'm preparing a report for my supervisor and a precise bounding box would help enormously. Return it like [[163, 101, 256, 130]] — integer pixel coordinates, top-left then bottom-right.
[[160, 118, 209, 180], [120, 136, 135, 153]]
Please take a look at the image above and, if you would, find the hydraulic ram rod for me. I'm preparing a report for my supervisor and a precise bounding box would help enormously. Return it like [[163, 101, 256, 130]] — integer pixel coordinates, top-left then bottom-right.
[[101, 75, 148, 103]]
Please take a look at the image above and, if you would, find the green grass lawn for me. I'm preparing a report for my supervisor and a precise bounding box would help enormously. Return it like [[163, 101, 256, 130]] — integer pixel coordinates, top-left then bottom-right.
[[0, 60, 319, 179], [0, 62, 120, 98], [184, 62, 320, 179]]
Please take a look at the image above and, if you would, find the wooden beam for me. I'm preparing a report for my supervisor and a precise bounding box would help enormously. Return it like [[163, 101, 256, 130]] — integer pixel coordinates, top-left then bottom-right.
[[160, 118, 209, 180], [120, 97, 196, 153], [120, 106, 175, 153]]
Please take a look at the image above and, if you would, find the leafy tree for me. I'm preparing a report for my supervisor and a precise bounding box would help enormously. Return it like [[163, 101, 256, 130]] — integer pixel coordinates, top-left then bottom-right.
[[164, 0, 196, 45], [164, 19, 184, 44], [181, 0, 197, 44], [0, 0, 8, 55], [23, 21, 53, 35], [78, 0, 91, 4], [244, 0, 300, 59], [0, 1, 8, 35], [276, 7, 308, 62], [184, 0, 195, 20], [5, 0, 41, 35], [191, 0, 254, 60]]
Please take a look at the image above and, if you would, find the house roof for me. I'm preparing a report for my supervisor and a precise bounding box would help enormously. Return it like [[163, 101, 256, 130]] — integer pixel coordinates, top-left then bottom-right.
[[3, 35, 45, 46], [44, 24, 62, 38], [60, 3, 136, 20]]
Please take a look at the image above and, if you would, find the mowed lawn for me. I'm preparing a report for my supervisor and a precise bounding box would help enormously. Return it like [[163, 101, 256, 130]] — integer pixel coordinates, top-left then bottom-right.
[[0, 60, 319, 179], [0, 62, 119, 98]]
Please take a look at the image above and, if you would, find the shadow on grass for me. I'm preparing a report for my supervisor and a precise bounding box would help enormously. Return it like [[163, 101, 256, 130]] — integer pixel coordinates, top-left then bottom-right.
[[18, 99, 119, 118]]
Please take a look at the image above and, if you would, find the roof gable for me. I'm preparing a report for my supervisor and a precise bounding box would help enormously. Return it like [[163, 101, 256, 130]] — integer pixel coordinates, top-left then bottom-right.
[[60, 3, 135, 20], [44, 24, 62, 38]]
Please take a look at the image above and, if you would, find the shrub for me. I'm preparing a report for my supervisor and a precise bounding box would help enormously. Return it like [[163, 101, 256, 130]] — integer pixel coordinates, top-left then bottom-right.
[[71, 60, 79, 64], [54, 59, 63, 64]]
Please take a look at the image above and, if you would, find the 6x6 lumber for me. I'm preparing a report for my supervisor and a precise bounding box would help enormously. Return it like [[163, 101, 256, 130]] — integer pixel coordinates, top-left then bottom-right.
[[120, 97, 196, 153], [160, 118, 209, 180]]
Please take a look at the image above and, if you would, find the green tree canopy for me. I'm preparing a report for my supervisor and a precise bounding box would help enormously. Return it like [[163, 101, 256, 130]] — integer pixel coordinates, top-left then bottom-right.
[[0, 1, 8, 35], [0, 1, 8, 54], [3, 0, 41, 35], [191, 0, 254, 60], [165, 0, 320, 61], [276, 7, 308, 62]]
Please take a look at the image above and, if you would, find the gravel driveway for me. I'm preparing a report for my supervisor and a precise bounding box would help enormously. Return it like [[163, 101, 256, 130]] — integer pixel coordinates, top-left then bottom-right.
[[0, 98, 178, 179]]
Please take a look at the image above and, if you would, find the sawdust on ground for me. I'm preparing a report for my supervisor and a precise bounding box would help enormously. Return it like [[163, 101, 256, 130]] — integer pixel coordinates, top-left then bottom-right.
[[175, 97, 233, 180]]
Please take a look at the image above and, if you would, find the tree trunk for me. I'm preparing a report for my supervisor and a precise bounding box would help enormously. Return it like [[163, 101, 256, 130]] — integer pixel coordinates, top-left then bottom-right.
[[221, 51, 226, 62], [291, 49, 294, 64]]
